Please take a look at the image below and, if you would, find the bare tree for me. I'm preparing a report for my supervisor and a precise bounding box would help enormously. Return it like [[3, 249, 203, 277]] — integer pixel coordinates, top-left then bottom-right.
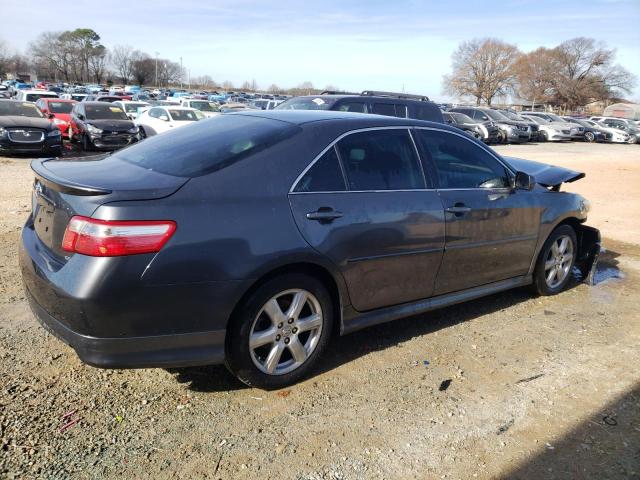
[[513, 48, 557, 107], [548, 38, 636, 108], [267, 84, 281, 94], [131, 51, 154, 86], [222, 80, 234, 90], [110, 45, 134, 83], [443, 38, 520, 105], [88, 45, 107, 83]]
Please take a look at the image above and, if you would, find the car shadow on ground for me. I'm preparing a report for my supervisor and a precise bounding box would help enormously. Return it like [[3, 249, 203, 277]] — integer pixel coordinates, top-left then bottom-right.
[[168, 248, 623, 393], [502, 381, 640, 479]]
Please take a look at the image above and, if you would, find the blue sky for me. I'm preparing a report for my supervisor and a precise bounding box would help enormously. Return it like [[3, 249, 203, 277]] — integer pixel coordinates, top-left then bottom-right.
[[3, 0, 639, 100]]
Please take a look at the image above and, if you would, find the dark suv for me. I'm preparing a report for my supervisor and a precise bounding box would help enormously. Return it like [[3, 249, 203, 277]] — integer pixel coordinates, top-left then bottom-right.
[[21, 110, 600, 389], [276, 90, 443, 123]]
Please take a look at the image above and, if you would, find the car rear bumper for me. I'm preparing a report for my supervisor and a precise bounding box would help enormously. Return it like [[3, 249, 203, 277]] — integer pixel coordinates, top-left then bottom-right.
[[25, 287, 225, 368], [19, 220, 243, 369]]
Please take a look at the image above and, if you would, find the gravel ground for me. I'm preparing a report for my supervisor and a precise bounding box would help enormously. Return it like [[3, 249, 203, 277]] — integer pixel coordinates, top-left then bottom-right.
[[1, 142, 639, 479]]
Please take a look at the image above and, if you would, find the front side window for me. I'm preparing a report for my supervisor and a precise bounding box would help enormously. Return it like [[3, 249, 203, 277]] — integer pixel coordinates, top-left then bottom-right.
[[415, 129, 510, 189], [336, 129, 424, 191], [294, 147, 346, 193], [148, 107, 165, 119]]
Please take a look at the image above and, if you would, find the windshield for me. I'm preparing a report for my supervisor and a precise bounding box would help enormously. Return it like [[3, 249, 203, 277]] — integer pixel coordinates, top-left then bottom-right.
[[276, 97, 337, 111], [483, 110, 510, 121], [0, 101, 44, 118], [116, 115, 301, 177], [169, 109, 201, 121], [190, 101, 219, 112], [26, 93, 58, 102], [48, 101, 74, 114], [522, 115, 545, 125], [544, 113, 564, 122], [123, 103, 147, 113], [500, 111, 520, 120], [85, 104, 129, 120], [450, 112, 474, 123]]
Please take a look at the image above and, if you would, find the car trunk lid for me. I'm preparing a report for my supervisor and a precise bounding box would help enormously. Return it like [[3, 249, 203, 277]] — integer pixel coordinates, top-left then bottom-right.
[[30, 155, 188, 259]]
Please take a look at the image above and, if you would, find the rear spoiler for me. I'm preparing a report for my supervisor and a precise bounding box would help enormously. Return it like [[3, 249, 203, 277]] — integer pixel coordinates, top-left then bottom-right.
[[31, 158, 112, 196]]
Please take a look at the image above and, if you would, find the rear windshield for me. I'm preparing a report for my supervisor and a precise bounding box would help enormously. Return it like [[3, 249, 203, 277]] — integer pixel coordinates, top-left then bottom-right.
[[48, 101, 74, 113], [276, 97, 338, 111], [85, 104, 129, 120], [0, 101, 44, 118], [169, 109, 201, 121], [26, 93, 58, 102], [115, 114, 301, 177]]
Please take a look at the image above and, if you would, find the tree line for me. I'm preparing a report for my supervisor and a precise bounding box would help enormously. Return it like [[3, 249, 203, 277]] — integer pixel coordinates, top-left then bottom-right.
[[443, 37, 636, 109]]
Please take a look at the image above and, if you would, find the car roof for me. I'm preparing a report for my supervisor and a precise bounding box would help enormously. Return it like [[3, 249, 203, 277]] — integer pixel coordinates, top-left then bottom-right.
[[228, 109, 451, 130]]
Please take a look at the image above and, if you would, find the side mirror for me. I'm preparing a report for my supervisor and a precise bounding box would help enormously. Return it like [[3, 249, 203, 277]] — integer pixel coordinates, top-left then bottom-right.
[[77, 113, 84, 120], [159, 115, 169, 121], [48, 113, 55, 119], [514, 171, 535, 190]]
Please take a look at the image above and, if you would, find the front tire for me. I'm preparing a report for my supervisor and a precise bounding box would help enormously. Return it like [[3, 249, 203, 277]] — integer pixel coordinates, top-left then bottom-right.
[[584, 131, 595, 142], [225, 274, 333, 389], [81, 134, 93, 152], [531, 225, 577, 296]]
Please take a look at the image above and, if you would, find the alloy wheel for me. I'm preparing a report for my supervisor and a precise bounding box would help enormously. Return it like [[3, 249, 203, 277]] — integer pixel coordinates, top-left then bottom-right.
[[544, 235, 574, 289], [584, 131, 595, 142], [249, 289, 323, 375]]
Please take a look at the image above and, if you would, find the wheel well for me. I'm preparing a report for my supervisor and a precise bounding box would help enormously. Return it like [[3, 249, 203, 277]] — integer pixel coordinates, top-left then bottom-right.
[[556, 217, 582, 234], [227, 263, 343, 336]]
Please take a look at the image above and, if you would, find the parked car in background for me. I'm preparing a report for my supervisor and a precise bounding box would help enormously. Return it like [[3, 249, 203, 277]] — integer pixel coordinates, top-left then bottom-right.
[[277, 91, 443, 124], [14, 90, 59, 103], [497, 110, 542, 141], [579, 119, 631, 143], [562, 117, 611, 143], [83, 95, 121, 103], [19, 110, 601, 389], [61, 93, 88, 102], [69, 102, 139, 151], [0, 99, 62, 156], [178, 99, 221, 117], [251, 99, 283, 110], [442, 111, 500, 142], [35, 98, 77, 138], [519, 114, 572, 142], [134, 106, 203, 137], [449, 107, 530, 143], [220, 103, 254, 113], [594, 117, 639, 144], [112, 101, 150, 120], [522, 112, 581, 140]]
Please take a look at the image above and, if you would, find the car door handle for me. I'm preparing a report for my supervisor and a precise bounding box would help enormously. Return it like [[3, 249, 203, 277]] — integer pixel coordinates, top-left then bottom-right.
[[306, 209, 343, 222], [446, 204, 472, 216]]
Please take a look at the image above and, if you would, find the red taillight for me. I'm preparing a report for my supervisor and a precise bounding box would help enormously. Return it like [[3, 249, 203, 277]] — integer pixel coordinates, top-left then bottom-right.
[[62, 216, 176, 257]]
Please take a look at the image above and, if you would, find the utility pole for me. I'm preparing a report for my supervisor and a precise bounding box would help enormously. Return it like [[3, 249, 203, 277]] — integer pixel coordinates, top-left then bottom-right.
[[155, 52, 159, 87], [180, 57, 183, 89]]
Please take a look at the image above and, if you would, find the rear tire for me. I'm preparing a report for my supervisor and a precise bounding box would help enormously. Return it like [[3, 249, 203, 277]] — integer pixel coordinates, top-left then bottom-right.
[[531, 225, 577, 296], [139, 126, 147, 139], [225, 273, 334, 390], [584, 131, 595, 142]]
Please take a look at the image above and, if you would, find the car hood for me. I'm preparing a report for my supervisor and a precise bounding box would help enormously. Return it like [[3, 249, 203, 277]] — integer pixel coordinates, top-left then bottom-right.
[[0, 116, 53, 129], [87, 119, 135, 131], [503, 156, 585, 188]]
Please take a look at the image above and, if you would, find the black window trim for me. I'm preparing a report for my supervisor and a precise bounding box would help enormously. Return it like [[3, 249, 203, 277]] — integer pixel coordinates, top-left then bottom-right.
[[289, 126, 430, 194]]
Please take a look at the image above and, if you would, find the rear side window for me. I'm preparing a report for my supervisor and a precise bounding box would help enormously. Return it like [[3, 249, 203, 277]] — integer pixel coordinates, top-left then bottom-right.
[[115, 115, 301, 177], [393, 104, 407, 118], [336, 129, 424, 191], [336, 102, 367, 113], [372, 103, 395, 117], [415, 129, 510, 189], [294, 147, 346, 192]]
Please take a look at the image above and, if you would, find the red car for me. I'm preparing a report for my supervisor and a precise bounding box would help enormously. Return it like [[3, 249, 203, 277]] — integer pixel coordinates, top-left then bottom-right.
[[35, 98, 77, 138]]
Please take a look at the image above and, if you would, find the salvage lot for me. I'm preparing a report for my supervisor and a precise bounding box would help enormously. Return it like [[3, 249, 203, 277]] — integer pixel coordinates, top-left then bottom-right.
[[1, 142, 639, 479]]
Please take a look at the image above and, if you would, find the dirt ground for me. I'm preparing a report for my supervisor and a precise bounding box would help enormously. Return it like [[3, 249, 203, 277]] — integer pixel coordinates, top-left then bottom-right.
[[1, 142, 639, 479]]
